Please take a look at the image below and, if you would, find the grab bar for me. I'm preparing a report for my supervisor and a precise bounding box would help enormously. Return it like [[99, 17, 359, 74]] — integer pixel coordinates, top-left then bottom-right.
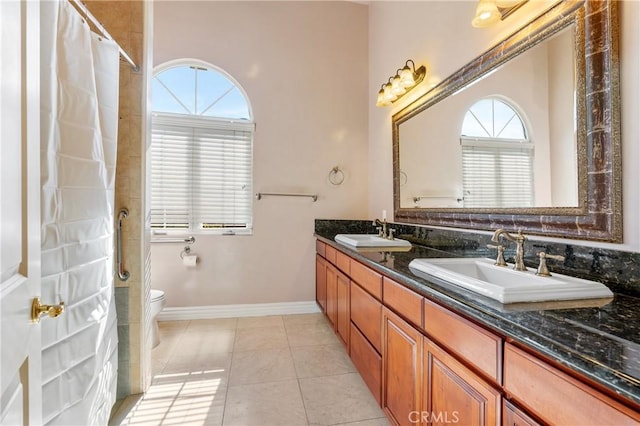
[[413, 195, 464, 203], [151, 236, 196, 244], [116, 208, 130, 281], [255, 192, 318, 202]]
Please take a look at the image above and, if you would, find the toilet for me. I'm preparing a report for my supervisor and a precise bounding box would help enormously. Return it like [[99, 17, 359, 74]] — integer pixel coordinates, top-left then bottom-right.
[[150, 289, 166, 348]]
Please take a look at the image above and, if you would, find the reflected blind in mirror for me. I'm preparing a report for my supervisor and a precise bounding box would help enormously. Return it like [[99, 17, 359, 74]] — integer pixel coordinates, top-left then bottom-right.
[[461, 139, 534, 208]]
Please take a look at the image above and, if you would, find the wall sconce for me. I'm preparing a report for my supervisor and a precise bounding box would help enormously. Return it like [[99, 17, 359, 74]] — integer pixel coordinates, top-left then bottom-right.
[[376, 60, 427, 107], [472, 0, 528, 28]]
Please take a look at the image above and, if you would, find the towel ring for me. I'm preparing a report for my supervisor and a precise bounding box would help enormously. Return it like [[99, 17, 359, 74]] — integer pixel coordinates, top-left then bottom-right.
[[399, 170, 408, 187], [329, 166, 345, 186]]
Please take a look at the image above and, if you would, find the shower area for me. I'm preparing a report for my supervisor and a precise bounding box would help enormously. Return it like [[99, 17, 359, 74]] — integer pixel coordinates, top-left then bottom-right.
[[40, 0, 150, 423]]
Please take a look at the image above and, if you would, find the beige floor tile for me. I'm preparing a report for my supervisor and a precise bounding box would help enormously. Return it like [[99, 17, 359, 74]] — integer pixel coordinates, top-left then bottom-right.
[[117, 316, 389, 426], [233, 325, 288, 352], [300, 373, 385, 426], [236, 315, 284, 329], [160, 351, 232, 385], [229, 347, 296, 386], [286, 321, 340, 347], [291, 344, 355, 378], [332, 418, 391, 426], [187, 318, 238, 331], [223, 380, 307, 426], [179, 327, 237, 354], [283, 313, 327, 328]]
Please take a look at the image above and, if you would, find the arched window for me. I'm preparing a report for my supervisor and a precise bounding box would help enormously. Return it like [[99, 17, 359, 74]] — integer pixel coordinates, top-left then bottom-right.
[[460, 97, 533, 208], [150, 61, 254, 234]]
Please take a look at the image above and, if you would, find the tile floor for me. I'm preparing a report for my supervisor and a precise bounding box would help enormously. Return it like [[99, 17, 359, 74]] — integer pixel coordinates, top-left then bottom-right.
[[110, 314, 389, 426]]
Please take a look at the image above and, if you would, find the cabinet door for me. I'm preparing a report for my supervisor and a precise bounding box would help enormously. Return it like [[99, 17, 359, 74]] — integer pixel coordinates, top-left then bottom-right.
[[423, 337, 500, 426], [382, 308, 423, 426], [336, 270, 350, 348], [326, 263, 338, 327], [503, 400, 541, 426], [315, 254, 327, 312]]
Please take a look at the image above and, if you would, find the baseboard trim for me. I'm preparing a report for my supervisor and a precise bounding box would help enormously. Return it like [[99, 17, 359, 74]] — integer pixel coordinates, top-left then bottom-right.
[[157, 301, 321, 321]]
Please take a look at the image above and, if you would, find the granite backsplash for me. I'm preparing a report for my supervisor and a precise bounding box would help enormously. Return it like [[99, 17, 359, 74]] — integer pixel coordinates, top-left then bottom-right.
[[315, 219, 640, 298]]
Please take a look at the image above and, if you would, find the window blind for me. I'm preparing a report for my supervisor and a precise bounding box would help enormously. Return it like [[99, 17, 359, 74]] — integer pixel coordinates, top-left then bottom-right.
[[150, 114, 253, 233], [461, 139, 534, 208]]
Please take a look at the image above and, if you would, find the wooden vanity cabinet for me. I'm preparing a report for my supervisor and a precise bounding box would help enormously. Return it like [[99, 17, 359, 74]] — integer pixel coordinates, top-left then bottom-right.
[[315, 239, 640, 426], [350, 321, 382, 404], [504, 343, 640, 425], [382, 307, 423, 426], [423, 298, 502, 383], [423, 337, 501, 426], [325, 262, 337, 327], [336, 269, 350, 348], [349, 261, 384, 404], [315, 254, 326, 313], [316, 241, 349, 348], [502, 400, 541, 426]]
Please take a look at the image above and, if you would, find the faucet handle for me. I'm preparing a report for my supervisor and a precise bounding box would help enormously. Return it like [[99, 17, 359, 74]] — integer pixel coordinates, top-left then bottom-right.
[[535, 252, 566, 277], [487, 244, 507, 267], [376, 226, 383, 237], [388, 228, 396, 240]]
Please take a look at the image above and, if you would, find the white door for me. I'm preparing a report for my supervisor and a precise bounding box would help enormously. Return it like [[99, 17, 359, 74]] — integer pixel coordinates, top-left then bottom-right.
[[0, 1, 45, 424]]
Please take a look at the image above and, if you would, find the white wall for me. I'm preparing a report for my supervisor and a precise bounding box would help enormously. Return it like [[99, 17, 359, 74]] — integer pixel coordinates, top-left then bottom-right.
[[369, 0, 640, 251], [152, 1, 369, 307]]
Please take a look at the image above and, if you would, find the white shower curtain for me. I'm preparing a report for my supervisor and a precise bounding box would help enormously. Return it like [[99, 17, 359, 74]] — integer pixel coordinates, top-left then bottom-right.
[[40, 1, 120, 424]]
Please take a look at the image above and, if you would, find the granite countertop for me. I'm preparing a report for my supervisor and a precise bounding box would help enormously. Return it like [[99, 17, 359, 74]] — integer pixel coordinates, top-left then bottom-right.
[[314, 230, 640, 407]]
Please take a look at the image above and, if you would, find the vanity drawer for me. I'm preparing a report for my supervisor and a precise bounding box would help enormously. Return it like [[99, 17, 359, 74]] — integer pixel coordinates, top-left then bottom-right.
[[350, 260, 382, 300], [325, 244, 337, 266], [316, 240, 326, 257], [423, 298, 502, 383], [383, 277, 422, 329], [350, 281, 382, 352], [350, 322, 382, 405], [504, 344, 640, 425], [336, 250, 351, 275]]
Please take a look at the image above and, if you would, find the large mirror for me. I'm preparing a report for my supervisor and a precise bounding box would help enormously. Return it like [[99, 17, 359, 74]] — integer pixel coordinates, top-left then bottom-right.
[[393, 0, 621, 242]]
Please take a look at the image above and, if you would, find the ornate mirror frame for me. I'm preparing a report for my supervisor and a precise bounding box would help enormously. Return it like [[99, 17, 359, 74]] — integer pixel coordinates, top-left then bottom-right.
[[392, 0, 621, 242]]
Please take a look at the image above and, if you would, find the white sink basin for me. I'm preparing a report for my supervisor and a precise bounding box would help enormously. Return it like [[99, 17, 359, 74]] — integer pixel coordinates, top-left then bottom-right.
[[335, 234, 412, 248], [409, 257, 613, 304]]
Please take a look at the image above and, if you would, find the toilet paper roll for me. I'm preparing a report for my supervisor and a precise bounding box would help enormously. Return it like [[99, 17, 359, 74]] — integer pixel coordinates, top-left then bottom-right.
[[182, 254, 198, 267]]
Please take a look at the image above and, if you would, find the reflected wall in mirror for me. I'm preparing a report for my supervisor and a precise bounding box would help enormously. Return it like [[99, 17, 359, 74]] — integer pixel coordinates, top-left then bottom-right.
[[399, 26, 579, 209], [393, 0, 621, 242]]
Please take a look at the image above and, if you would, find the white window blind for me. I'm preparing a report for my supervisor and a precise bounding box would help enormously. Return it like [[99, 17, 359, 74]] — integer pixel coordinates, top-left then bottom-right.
[[151, 114, 253, 233], [461, 139, 534, 208]]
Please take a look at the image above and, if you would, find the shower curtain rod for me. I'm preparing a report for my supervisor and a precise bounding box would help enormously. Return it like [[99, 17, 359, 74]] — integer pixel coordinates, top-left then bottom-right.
[[69, 0, 139, 72]]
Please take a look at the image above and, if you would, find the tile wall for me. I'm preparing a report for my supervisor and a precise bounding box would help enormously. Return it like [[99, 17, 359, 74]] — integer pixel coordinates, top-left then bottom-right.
[[84, 0, 146, 398]]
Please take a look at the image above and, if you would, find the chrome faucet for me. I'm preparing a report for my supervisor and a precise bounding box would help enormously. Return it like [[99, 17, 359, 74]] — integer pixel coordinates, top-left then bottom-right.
[[492, 229, 527, 271], [373, 218, 395, 240]]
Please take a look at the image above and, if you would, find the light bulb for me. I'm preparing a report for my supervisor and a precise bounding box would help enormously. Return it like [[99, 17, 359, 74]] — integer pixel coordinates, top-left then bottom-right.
[[383, 83, 397, 102], [391, 75, 407, 96], [472, 0, 501, 28], [376, 88, 389, 107], [400, 66, 415, 88]]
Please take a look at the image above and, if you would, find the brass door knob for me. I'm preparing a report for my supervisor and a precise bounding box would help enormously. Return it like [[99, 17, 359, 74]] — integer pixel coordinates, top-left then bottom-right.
[[31, 297, 65, 323]]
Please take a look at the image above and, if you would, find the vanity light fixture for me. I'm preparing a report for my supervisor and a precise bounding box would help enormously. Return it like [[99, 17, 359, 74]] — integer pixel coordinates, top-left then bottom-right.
[[472, 0, 528, 28], [376, 60, 427, 107]]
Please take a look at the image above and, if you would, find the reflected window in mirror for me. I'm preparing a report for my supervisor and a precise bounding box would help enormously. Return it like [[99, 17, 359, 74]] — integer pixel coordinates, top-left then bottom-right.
[[393, 1, 622, 241], [461, 97, 533, 208]]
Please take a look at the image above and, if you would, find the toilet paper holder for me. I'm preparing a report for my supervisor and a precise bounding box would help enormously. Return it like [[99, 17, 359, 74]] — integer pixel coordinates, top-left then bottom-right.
[[179, 237, 195, 259]]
